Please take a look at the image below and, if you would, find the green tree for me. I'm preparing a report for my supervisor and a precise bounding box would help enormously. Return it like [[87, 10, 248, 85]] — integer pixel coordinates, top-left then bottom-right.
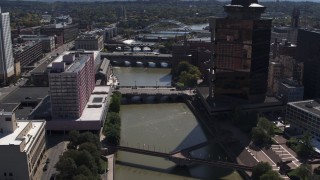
[[295, 164, 312, 180], [251, 127, 270, 145], [105, 127, 120, 145], [251, 162, 272, 180], [260, 170, 283, 180], [109, 97, 120, 113], [297, 133, 314, 158], [107, 112, 121, 126], [55, 157, 77, 179]]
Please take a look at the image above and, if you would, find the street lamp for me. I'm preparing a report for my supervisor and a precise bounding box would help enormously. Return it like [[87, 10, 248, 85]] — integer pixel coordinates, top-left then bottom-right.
[[134, 80, 137, 89]]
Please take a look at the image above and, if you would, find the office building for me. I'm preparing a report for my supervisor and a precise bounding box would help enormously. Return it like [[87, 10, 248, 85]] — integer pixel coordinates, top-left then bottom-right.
[[0, 111, 46, 180], [13, 41, 43, 67], [268, 40, 303, 94], [75, 34, 104, 51], [210, 0, 272, 103], [0, 8, 15, 84], [40, 23, 79, 44], [278, 78, 304, 103], [49, 53, 95, 119], [297, 29, 320, 99], [18, 35, 55, 53], [286, 99, 320, 139]]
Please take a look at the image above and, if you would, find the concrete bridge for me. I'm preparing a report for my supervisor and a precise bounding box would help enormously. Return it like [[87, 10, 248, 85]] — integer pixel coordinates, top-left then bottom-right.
[[105, 143, 254, 171], [100, 52, 173, 67], [104, 43, 158, 52], [116, 86, 195, 103]]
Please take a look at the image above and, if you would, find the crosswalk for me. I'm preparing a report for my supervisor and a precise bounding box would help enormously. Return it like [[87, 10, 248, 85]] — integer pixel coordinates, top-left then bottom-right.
[[271, 144, 301, 167]]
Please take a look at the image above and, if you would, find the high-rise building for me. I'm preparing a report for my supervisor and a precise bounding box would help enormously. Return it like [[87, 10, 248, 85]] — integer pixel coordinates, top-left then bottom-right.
[[0, 8, 15, 84], [297, 29, 320, 99], [210, 0, 272, 103], [49, 53, 95, 119]]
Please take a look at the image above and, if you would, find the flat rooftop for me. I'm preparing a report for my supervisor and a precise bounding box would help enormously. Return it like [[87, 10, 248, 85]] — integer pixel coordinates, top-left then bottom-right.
[[48, 50, 100, 69], [288, 100, 320, 117], [80, 86, 110, 121], [0, 87, 49, 104], [46, 86, 111, 131], [0, 120, 45, 148]]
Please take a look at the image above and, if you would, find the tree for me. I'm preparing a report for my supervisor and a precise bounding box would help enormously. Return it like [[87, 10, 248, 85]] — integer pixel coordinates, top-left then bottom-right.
[[105, 127, 121, 145], [295, 164, 312, 180], [251, 127, 270, 145], [55, 157, 77, 179], [109, 97, 120, 113], [107, 112, 121, 126], [297, 133, 314, 158], [260, 170, 283, 180], [252, 162, 272, 180]]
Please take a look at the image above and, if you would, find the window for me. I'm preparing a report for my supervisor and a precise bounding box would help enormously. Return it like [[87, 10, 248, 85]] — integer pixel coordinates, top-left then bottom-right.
[[4, 172, 7, 176], [5, 117, 11, 121], [9, 173, 12, 176]]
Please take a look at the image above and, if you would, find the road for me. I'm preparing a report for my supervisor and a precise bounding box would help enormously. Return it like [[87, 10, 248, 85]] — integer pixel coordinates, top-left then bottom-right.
[[33, 134, 68, 180]]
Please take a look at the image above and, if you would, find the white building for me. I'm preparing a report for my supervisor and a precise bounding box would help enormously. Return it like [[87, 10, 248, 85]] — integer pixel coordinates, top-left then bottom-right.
[[0, 8, 14, 84], [0, 111, 46, 180]]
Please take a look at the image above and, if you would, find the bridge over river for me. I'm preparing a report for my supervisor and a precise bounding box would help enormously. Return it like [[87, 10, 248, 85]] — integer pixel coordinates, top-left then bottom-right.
[[105, 142, 254, 171]]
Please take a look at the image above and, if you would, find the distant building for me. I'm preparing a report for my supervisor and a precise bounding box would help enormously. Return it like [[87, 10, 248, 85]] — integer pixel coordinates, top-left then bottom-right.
[[104, 27, 118, 42], [286, 99, 320, 139], [271, 8, 300, 45], [30, 50, 100, 87], [55, 15, 72, 25], [40, 23, 79, 44], [41, 14, 51, 24], [18, 35, 55, 53], [278, 78, 304, 103], [13, 41, 43, 67], [0, 111, 46, 180], [75, 34, 104, 51], [95, 58, 112, 86], [268, 40, 303, 95], [210, 0, 271, 103], [297, 29, 320, 99], [0, 8, 15, 84], [116, 6, 126, 21], [49, 53, 95, 119]]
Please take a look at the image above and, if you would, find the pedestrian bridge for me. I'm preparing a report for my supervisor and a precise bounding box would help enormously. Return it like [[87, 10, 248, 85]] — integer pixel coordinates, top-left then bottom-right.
[[105, 143, 254, 171]]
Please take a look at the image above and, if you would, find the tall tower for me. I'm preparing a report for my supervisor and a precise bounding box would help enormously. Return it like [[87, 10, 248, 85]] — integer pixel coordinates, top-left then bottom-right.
[[211, 0, 272, 103], [291, 7, 300, 28], [0, 7, 14, 85]]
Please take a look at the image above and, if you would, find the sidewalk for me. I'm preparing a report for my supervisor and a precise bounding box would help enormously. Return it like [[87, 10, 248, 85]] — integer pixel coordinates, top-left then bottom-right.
[[106, 154, 114, 180]]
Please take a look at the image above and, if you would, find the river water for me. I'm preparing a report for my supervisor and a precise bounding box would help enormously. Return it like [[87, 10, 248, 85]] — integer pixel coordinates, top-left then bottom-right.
[[113, 66, 242, 179], [113, 67, 172, 87]]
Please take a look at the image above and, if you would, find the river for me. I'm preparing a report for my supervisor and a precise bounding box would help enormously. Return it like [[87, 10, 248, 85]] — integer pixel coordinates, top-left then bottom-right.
[[113, 67, 172, 87], [112, 62, 241, 180], [115, 103, 242, 180]]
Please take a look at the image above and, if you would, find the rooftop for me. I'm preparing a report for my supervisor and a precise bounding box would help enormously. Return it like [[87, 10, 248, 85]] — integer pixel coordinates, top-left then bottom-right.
[[288, 100, 320, 117], [80, 86, 110, 121], [13, 41, 41, 54], [0, 120, 45, 148]]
